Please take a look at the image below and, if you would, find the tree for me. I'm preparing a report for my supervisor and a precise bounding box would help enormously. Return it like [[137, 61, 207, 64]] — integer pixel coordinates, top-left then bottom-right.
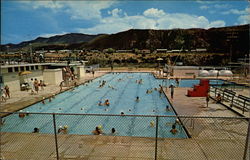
[[106, 48, 115, 54]]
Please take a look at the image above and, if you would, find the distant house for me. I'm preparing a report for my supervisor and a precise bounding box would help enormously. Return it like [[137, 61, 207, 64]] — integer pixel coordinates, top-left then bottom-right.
[[58, 50, 71, 53], [90, 50, 100, 53], [156, 49, 168, 53], [171, 49, 181, 53], [196, 48, 207, 52], [116, 50, 133, 53]]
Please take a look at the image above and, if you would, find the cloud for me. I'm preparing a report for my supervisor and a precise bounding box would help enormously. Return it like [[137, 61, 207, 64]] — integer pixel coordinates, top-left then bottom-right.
[[237, 15, 250, 25], [208, 20, 226, 28], [222, 7, 249, 15], [108, 8, 123, 17], [143, 8, 166, 18], [221, 7, 249, 25], [214, 4, 230, 9], [200, 5, 210, 10], [20, 0, 116, 20], [77, 8, 226, 35], [196, 0, 216, 4], [39, 32, 68, 38]]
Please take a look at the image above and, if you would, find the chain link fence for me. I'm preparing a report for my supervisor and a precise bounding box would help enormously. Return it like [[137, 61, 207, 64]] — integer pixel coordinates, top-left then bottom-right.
[[0, 112, 249, 160]]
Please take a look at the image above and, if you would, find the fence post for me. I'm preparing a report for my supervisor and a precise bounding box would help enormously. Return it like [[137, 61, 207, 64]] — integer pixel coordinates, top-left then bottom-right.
[[52, 114, 60, 160], [243, 118, 250, 160], [155, 116, 159, 160]]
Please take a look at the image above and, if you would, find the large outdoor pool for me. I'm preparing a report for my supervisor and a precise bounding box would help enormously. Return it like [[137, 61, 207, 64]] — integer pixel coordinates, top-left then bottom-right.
[[1, 73, 227, 138]]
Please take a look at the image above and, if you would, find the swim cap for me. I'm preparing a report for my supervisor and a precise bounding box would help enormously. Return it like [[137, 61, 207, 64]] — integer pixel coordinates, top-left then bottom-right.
[[98, 125, 102, 129], [20, 110, 23, 112], [64, 125, 68, 129], [43, 97, 45, 99], [59, 126, 62, 128]]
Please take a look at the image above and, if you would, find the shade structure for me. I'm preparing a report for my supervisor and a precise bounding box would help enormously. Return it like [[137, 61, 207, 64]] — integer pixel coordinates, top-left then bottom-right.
[[198, 70, 209, 77], [208, 69, 219, 77], [19, 71, 32, 75], [219, 70, 233, 76]]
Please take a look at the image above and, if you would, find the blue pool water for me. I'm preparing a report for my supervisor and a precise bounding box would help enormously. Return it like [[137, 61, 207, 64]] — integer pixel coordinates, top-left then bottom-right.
[[1, 73, 227, 138]]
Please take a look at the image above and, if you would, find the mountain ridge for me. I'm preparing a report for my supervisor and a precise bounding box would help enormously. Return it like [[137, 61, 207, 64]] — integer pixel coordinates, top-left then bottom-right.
[[1, 24, 249, 59]]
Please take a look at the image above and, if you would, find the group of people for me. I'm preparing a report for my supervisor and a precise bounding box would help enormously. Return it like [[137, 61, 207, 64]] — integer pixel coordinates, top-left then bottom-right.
[[99, 80, 107, 88], [41, 94, 56, 104], [29, 78, 46, 94], [0, 85, 10, 102], [99, 99, 110, 106], [136, 79, 143, 84], [92, 125, 116, 135]]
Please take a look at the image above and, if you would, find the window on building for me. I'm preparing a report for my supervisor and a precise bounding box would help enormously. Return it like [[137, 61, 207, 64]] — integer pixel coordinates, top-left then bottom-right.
[[31, 66, 34, 70], [26, 66, 30, 71], [8, 67, 13, 73], [14, 67, 19, 72], [35, 66, 39, 70], [20, 67, 24, 71]]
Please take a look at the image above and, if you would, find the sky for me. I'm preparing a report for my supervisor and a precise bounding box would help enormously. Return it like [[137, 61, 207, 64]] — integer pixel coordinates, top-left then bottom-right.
[[1, 0, 249, 44]]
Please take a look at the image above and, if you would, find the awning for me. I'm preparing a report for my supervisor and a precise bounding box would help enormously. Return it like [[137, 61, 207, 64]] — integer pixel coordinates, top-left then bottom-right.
[[19, 71, 32, 75]]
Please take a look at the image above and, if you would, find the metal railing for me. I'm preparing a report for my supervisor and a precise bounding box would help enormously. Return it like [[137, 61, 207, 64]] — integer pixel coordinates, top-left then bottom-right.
[[210, 86, 250, 114], [0, 112, 249, 160]]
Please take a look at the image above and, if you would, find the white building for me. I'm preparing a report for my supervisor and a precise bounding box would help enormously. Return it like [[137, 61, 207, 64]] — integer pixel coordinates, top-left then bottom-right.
[[0, 62, 86, 91]]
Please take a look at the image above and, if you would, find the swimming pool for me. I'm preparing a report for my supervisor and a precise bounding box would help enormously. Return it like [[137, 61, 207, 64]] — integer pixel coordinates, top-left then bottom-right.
[[0, 73, 227, 138]]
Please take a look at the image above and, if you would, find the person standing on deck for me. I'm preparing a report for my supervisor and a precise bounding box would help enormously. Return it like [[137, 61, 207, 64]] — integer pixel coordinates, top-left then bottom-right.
[[206, 94, 210, 107], [4, 85, 10, 98], [169, 84, 175, 99]]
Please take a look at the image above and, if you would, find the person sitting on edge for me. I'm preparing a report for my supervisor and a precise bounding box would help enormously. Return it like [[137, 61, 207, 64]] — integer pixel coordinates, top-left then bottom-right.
[[19, 110, 26, 118], [58, 125, 68, 134], [62, 125, 68, 134], [42, 97, 45, 104], [33, 127, 39, 133], [92, 126, 103, 135], [170, 124, 178, 135], [216, 94, 222, 103]]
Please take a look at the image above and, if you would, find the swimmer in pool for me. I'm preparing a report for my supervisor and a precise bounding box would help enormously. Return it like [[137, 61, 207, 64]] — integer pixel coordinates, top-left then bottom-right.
[[42, 97, 45, 104], [92, 126, 103, 135], [170, 124, 178, 135], [105, 99, 110, 106], [135, 96, 140, 102], [150, 121, 155, 127], [166, 105, 170, 111], [98, 101, 102, 106], [33, 127, 39, 133]]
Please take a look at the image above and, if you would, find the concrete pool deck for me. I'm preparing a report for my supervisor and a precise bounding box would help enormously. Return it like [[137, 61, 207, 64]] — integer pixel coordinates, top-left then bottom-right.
[[0, 72, 107, 116], [1, 71, 249, 160]]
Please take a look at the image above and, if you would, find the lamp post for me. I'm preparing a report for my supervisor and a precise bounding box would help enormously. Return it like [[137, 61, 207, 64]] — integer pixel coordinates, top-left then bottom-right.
[[6, 45, 10, 64]]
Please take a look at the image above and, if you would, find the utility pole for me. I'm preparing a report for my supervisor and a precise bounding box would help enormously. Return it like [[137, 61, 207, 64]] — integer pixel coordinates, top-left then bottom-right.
[[6, 45, 10, 64], [29, 43, 33, 63], [226, 29, 238, 64]]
